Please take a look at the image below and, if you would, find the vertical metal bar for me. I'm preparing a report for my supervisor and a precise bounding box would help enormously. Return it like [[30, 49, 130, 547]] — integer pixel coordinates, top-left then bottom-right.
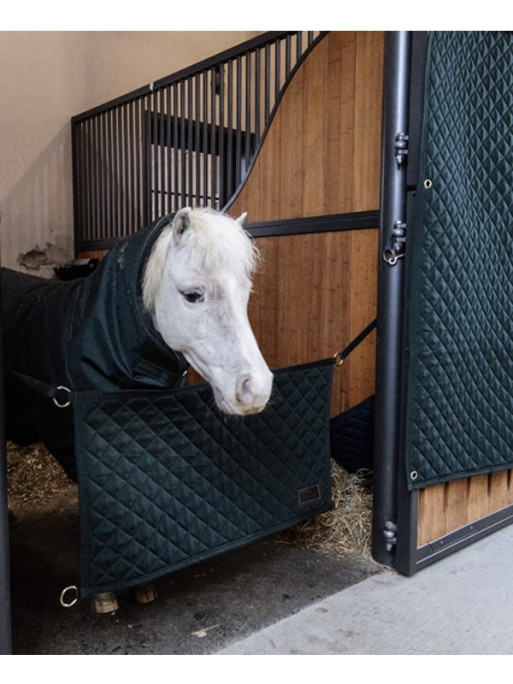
[[134, 96, 142, 227], [123, 102, 130, 235], [180, 80, 186, 208], [127, 101, 134, 235], [202, 70, 208, 207], [186, 77, 194, 207], [285, 34, 291, 79], [195, 74, 201, 207], [226, 60, 234, 201], [264, 43, 270, 122], [117, 105, 124, 236], [92, 115, 100, 242], [236, 56, 242, 191], [110, 108, 117, 239], [106, 110, 111, 240], [71, 120, 83, 253], [142, 93, 152, 226], [372, 31, 412, 568], [0, 288, 11, 655], [210, 68, 217, 208], [159, 87, 167, 218], [173, 84, 179, 211], [245, 52, 251, 182], [218, 64, 225, 208], [107, 109, 114, 240], [274, 38, 281, 101], [151, 90, 159, 221], [85, 118, 93, 243], [166, 85, 172, 216], [254, 48, 261, 146]]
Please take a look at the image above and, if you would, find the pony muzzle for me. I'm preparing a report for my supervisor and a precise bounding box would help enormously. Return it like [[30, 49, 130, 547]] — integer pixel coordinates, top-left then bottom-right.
[[215, 369, 273, 416], [235, 372, 273, 414]]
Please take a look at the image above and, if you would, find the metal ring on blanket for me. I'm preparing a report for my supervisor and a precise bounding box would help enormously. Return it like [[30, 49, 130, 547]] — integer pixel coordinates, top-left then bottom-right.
[[60, 585, 79, 608], [333, 351, 344, 367], [53, 386, 71, 408]]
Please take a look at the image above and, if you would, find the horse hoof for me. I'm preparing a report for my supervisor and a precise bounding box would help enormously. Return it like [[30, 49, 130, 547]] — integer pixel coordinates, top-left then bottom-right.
[[93, 591, 119, 614], [133, 582, 157, 604]]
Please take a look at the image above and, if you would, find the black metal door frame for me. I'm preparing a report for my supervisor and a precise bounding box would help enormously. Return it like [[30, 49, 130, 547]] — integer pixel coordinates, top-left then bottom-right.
[[372, 30, 413, 569], [373, 30, 513, 576], [0, 267, 12, 654], [372, 30, 431, 574]]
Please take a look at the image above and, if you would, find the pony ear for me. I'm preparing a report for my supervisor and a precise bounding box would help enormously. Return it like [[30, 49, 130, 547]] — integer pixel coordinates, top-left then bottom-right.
[[172, 208, 193, 246], [236, 212, 248, 225]]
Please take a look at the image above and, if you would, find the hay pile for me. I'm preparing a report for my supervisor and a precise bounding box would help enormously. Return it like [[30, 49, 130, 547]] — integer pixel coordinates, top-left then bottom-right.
[[276, 462, 373, 556], [6, 441, 77, 510]]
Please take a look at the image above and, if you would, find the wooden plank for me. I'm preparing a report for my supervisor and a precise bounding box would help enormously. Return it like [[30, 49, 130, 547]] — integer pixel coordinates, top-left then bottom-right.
[[418, 484, 446, 547], [353, 31, 384, 212], [325, 31, 356, 215], [301, 36, 328, 215], [465, 473, 492, 523], [444, 478, 470, 534], [346, 229, 378, 408]]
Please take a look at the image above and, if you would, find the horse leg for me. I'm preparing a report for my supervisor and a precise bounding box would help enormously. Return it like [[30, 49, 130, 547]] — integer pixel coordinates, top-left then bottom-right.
[[93, 591, 119, 614], [133, 581, 157, 604], [92, 582, 157, 613]]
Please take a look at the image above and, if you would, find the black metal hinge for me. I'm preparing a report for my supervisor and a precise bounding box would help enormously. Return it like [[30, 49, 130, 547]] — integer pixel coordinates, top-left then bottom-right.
[[383, 220, 407, 265], [384, 521, 397, 552], [394, 132, 409, 166]]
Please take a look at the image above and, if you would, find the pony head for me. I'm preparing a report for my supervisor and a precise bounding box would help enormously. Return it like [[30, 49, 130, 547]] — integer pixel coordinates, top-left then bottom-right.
[[143, 208, 273, 415]]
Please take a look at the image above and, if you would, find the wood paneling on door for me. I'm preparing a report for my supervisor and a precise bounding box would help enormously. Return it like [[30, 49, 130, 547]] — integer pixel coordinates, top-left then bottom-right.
[[228, 31, 384, 221], [227, 32, 383, 415]]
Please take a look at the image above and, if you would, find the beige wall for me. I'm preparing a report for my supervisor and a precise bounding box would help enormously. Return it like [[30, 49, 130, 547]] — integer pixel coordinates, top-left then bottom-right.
[[0, 31, 263, 271]]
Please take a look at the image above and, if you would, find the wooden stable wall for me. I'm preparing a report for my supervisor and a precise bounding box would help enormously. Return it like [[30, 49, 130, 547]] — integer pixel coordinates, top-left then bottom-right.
[[229, 31, 384, 416]]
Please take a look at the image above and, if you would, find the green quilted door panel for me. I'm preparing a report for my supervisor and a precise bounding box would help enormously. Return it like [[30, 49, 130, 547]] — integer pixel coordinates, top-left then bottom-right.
[[404, 31, 513, 489]]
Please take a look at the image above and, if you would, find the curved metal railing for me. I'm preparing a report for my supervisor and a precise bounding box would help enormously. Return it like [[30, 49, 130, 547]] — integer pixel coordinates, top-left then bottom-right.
[[72, 31, 326, 252]]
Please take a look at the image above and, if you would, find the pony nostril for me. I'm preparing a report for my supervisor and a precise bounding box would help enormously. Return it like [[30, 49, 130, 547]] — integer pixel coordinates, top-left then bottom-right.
[[236, 376, 254, 405]]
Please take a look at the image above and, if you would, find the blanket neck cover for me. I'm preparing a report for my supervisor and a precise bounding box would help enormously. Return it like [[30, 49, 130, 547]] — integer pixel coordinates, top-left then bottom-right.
[[2, 214, 188, 476]]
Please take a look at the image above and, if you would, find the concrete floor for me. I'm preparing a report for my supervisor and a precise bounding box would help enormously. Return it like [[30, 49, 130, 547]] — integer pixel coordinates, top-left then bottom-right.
[[219, 522, 513, 656], [8, 495, 380, 655], [8, 486, 513, 657]]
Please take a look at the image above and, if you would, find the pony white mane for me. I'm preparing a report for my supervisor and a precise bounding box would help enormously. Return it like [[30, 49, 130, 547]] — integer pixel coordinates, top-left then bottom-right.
[[142, 208, 259, 313]]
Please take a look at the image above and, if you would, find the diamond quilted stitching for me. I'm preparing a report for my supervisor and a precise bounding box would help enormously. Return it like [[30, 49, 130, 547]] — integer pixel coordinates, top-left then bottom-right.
[[405, 32, 513, 488], [74, 360, 333, 596]]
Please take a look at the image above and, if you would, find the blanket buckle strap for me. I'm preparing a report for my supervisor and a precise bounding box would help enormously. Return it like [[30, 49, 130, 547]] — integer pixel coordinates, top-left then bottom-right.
[[333, 318, 377, 367]]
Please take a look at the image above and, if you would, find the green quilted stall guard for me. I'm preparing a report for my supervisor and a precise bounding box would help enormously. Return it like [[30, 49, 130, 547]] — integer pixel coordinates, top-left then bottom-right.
[[72, 359, 334, 599], [404, 32, 513, 489]]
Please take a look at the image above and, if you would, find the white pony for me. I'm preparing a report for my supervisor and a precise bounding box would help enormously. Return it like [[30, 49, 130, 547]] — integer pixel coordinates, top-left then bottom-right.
[[143, 207, 273, 415], [2, 207, 273, 481]]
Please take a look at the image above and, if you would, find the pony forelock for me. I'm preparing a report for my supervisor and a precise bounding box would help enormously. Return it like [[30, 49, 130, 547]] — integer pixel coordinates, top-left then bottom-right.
[[142, 208, 259, 313]]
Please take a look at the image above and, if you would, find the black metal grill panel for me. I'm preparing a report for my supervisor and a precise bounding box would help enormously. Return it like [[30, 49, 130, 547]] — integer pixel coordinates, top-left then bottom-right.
[[72, 31, 325, 252]]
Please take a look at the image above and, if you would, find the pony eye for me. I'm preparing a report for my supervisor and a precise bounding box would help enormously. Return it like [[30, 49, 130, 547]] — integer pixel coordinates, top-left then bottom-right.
[[181, 290, 204, 303]]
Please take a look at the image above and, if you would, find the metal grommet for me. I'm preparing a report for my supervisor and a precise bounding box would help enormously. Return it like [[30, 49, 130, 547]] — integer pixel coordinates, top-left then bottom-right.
[[333, 351, 344, 367], [60, 585, 79, 608], [423, 178, 432, 189], [410, 470, 418, 481], [53, 386, 71, 408]]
